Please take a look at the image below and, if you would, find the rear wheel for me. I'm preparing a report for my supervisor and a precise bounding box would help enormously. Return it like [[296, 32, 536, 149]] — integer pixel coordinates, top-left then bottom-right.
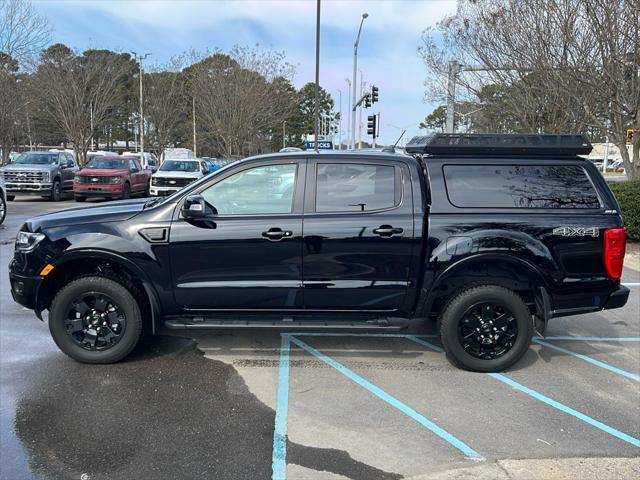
[[439, 285, 533, 372], [49, 276, 142, 363], [50, 180, 62, 201], [143, 181, 150, 197]]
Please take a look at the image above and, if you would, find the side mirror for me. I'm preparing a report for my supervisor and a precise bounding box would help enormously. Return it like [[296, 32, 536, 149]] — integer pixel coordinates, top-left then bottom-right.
[[182, 195, 207, 219]]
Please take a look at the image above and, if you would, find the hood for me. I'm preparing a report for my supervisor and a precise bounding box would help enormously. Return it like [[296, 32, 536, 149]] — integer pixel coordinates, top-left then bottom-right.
[[77, 168, 128, 176], [1, 164, 55, 172], [26, 198, 147, 231], [153, 171, 202, 179]]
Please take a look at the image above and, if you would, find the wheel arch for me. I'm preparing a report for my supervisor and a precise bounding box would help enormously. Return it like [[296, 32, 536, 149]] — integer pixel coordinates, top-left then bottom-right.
[[420, 253, 550, 320], [37, 249, 161, 334]]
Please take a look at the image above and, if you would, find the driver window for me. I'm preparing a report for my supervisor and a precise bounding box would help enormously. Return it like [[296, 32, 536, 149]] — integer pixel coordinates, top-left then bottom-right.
[[201, 164, 297, 215]]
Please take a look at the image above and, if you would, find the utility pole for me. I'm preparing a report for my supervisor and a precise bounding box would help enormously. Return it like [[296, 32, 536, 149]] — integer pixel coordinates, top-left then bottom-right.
[[351, 12, 368, 149], [313, 0, 321, 152], [345, 78, 351, 149], [446, 60, 459, 133], [132, 52, 151, 155], [282, 120, 287, 149], [192, 96, 197, 157], [89, 102, 94, 151]]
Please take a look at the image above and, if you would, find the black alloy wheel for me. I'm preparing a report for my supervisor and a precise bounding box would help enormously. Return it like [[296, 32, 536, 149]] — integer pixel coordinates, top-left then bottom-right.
[[64, 292, 127, 351], [457, 302, 518, 360]]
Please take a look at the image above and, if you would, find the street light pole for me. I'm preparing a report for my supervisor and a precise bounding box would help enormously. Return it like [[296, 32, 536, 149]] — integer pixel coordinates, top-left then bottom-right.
[[192, 96, 197, 157], [358, 73, 365, 149], [132, 52, 151, 155], [345, 78, 351, 149], [337, 88, 342, 150], [351, 12, 368, 150], [313, 0, 321, 152]]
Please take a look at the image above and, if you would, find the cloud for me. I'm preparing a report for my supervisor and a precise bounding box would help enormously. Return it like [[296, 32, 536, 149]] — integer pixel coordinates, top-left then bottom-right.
[[36, 0, 457, 144]]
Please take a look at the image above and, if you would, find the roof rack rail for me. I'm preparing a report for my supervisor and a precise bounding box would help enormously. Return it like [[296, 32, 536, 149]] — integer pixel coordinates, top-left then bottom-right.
[[405, 133, 592, 156]]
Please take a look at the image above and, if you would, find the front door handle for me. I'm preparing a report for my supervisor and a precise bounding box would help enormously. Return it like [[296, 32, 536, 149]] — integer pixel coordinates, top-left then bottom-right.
[[373, 225, 403, 237], [262, 227, 293, 241]]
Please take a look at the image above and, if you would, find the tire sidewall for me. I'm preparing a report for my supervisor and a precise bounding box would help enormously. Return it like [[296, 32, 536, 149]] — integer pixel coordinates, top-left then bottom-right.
[[49, 276, 142, 363], [51, 180, 61, 201], [0, 194, 5, 224], [122, 183, 131, 199], [441, 286, 533, 372]]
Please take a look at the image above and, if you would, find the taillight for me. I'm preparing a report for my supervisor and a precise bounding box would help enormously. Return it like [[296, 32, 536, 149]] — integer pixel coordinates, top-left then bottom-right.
[[603, 227, 626, 279]]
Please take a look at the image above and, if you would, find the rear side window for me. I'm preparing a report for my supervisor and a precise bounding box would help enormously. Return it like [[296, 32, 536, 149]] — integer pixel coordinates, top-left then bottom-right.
[[316, 163, 398, 212], [443, 165, 600, 209]]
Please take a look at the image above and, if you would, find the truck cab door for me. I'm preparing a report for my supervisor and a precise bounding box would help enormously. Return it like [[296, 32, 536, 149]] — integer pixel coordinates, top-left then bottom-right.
[[168, 159, 305, 310], [302, 158, 415, 312]]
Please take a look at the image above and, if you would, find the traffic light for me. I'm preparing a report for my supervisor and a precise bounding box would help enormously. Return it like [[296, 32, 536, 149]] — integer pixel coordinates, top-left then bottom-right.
[[371, 85, 379, 103], [626, 129, 634, 145], [364, 93, 372, 108], [367, 115, 377, 136]]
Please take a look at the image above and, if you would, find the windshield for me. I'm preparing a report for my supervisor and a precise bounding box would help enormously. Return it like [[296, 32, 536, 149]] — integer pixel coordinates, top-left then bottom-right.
[[14, 153, 58, 165], [86, 158, 125, 169], [160, 160, 199, 172]]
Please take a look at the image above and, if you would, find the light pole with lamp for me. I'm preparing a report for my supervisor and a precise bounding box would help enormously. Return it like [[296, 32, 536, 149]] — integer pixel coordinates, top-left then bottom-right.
[[131, 52, 151, 155], [345, 78, 351, 149], [350, 12, 368, 149]]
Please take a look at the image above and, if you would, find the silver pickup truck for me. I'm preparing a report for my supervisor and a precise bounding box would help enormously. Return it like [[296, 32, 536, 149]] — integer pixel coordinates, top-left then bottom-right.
[[0, 151, 78, 201]]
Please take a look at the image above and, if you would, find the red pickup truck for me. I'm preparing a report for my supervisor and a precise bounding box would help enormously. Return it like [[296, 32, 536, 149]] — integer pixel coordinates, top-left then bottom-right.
[[74, 156, 151, 202]]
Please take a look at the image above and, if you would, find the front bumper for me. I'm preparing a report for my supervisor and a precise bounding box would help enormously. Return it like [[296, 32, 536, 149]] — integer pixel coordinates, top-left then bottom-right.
[[9, 271, 42, 310], [150, 186, 179, 196], [6, 183, 52, 195], [74, 183, 124, 196]]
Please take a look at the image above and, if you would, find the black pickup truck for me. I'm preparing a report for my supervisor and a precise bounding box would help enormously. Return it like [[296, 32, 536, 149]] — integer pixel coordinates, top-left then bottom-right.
[[8, 134, 629, 371]]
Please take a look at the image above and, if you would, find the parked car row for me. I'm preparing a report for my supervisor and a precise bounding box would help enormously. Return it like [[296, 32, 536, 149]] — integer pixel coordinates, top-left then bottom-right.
[[0, 150, 231, 203]]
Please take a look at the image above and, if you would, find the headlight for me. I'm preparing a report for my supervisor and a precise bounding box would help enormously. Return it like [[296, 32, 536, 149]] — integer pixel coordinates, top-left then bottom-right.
[[15, 231, 45, 252], [41, 171, 50, 182], [109, 176, 122, 184]]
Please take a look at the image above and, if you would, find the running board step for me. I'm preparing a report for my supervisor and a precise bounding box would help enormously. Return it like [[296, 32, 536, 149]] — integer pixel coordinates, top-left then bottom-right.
[[164, 317, 409, 331]]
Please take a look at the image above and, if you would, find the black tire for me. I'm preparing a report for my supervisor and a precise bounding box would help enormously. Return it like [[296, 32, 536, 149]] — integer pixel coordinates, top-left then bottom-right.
[[50, 179, 62, 201], [122, 182, 131, 200], [74, 195, 86, 202], [0, 193, 5, 224], [143, 181, 150, 197], [7, 195, 15, 201], [439, 285, 533, 372], [49, 276, 143, 364]]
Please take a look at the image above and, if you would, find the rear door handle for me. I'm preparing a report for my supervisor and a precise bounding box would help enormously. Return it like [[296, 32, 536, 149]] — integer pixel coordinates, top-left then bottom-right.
[[262, 227, 293, 241], [373, 225, 403, 237]]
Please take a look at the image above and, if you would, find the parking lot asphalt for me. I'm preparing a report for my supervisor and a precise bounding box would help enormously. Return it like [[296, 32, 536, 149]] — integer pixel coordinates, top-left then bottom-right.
[[1, 197, 639, 480]]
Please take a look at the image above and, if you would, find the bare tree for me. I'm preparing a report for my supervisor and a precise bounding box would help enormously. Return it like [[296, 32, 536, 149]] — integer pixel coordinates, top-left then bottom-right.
[[419, 0, 639, 178], [35, 46, 136, 165], [144, 56, 188, 162], [0, 0, 51, 68], [189, 46, 296, 157]]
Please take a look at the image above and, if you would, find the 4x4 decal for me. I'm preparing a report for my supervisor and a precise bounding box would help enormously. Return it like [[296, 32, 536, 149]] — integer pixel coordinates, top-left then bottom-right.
[[552, 226, 599, 238]]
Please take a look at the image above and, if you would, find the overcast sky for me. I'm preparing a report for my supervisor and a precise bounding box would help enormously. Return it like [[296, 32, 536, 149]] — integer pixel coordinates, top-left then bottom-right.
[[34, 0, 457, 145]]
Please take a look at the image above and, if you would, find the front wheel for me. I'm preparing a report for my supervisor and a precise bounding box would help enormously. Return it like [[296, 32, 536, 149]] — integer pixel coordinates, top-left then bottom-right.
[[49, 276, 143, 363], [122, 182, 131, 199], [50, 180, 62, 201], [439, 285, 533, 372]]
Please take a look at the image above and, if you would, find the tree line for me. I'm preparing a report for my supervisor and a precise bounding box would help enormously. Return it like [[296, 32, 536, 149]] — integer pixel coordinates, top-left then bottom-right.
[[419, 0, 639, 179], [0, 1, 336, 165]]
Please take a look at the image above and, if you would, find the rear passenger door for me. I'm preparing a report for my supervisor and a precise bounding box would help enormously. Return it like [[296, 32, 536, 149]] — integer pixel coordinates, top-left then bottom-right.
[[302, 158, 414, 311]]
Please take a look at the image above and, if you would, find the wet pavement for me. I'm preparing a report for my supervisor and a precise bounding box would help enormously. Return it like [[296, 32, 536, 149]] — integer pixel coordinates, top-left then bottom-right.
[[1, 197, 639, 480]]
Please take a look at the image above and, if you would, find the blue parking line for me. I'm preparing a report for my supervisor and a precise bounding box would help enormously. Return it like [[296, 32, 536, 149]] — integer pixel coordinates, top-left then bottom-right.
[[272, 334, 291, 480], [289, 335, 484, 460], [533, 338, 640, 382], [543, 336, 640, 342], [488, 373, 640, 448], [403, 336, 640, 449]]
